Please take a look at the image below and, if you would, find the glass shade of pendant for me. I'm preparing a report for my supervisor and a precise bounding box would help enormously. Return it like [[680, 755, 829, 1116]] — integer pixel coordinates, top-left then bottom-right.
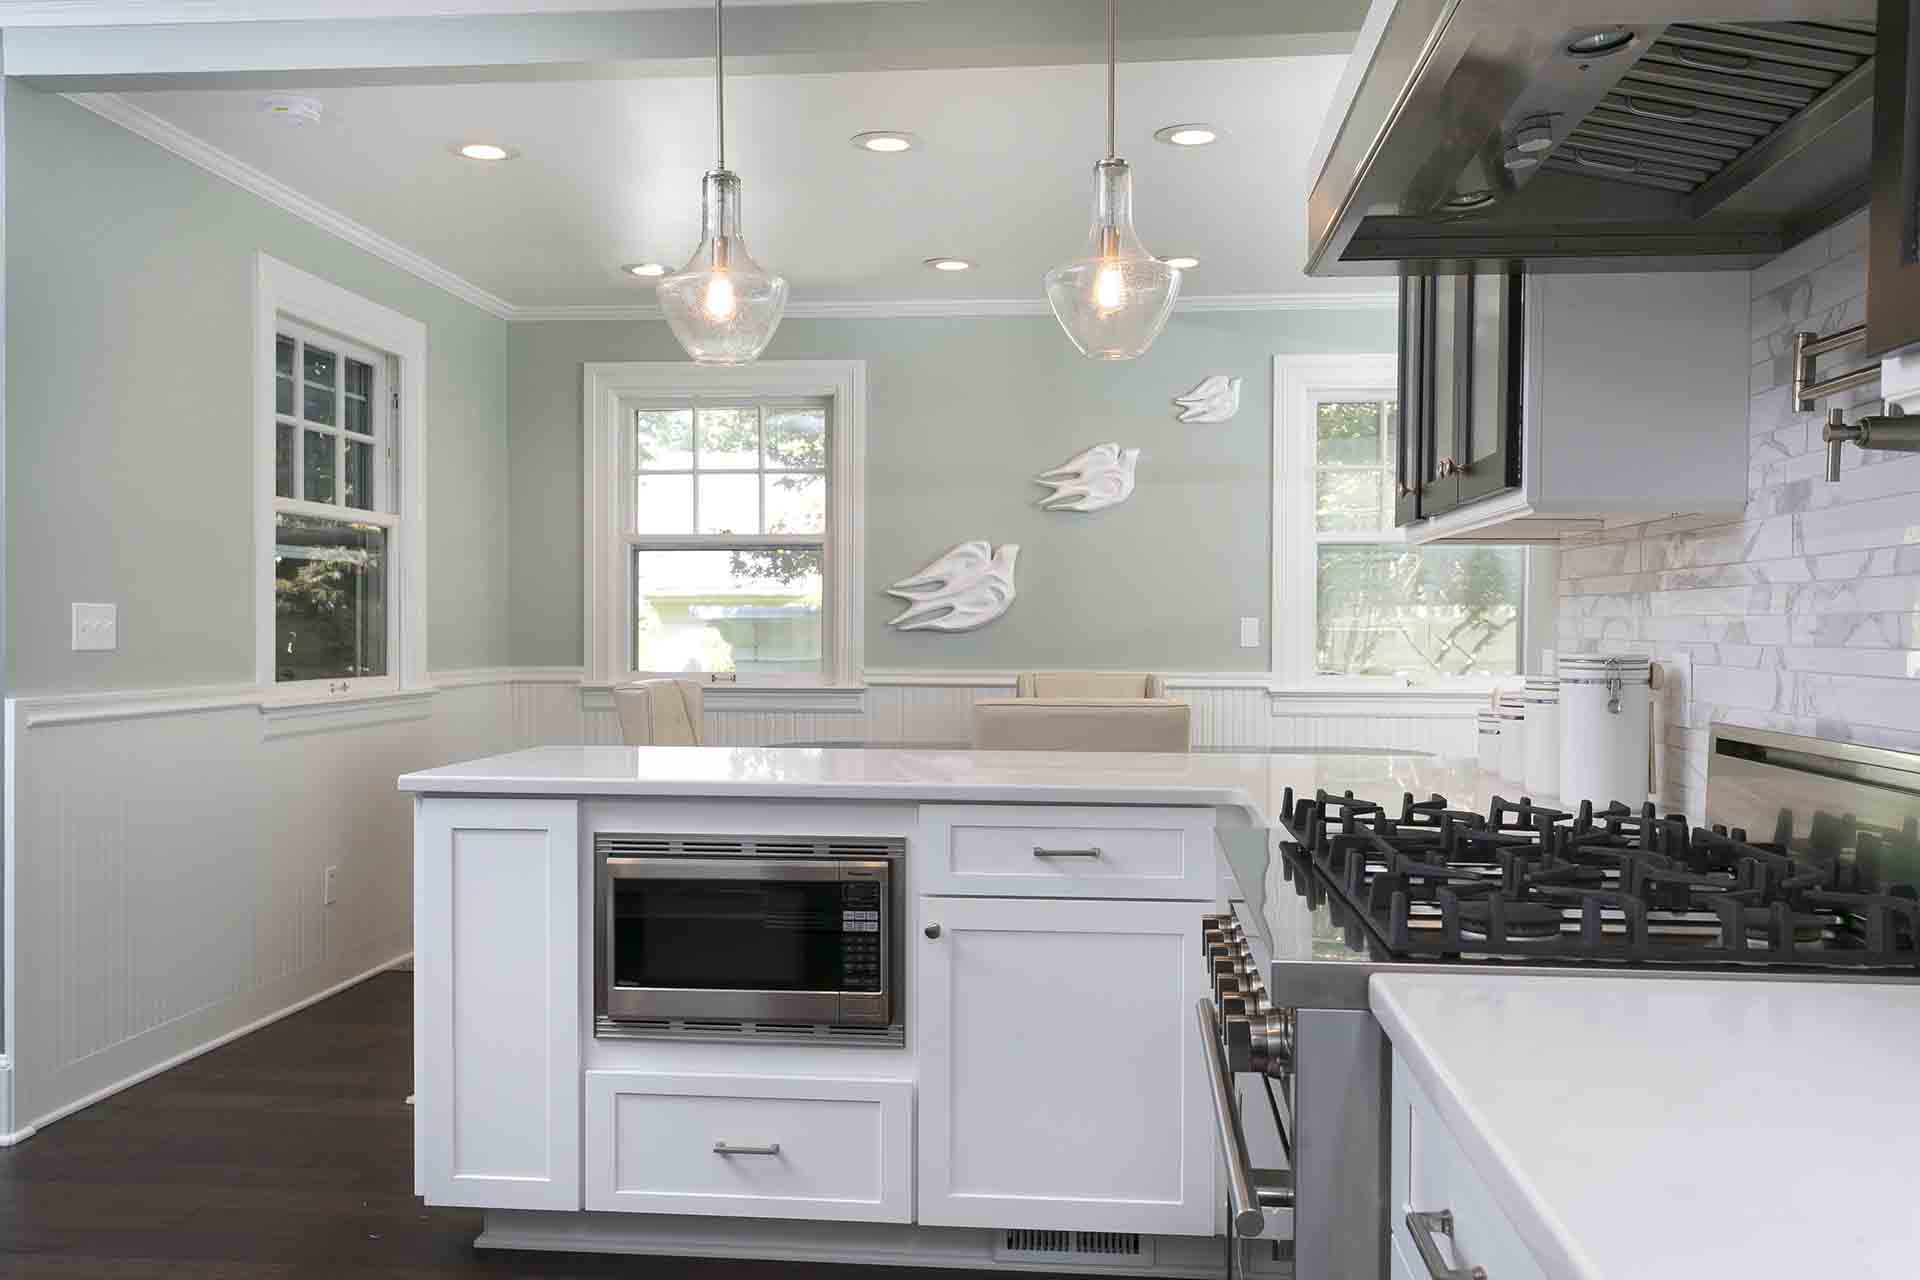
[[659, 170, 788, 365], [1045, 158, 1180, 361]]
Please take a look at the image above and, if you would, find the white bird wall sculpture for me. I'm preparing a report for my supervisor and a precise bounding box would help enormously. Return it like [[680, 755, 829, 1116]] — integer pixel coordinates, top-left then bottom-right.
[[1034, 442, 1140, 513], [1174, 374, 1242, 423], [886, 541, 1020, 632]]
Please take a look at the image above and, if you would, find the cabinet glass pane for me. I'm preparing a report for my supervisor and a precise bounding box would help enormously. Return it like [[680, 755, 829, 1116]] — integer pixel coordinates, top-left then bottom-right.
[[1468, 271, 1505, 463], [636, 409, 694, 470], [1430, 281, 1457, 480], [696, 406, 759, 470], [634, 474, 693, 534], [698, 473, 759, 534], [303, 429, 335, 503], [273, 513, 388, 682], [633, 547, 822, 677], [1316, 544, 1523, 679]]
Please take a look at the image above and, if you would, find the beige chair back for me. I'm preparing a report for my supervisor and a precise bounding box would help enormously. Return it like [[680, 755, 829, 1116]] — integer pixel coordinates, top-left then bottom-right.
[[1015, 671, 1168, 699], [613, 679, 705, 746], [972, 698, 1191, 752]]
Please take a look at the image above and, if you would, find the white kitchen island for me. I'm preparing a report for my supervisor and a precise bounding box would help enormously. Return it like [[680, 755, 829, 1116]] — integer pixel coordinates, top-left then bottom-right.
[[399, 744, 1455, 1275]]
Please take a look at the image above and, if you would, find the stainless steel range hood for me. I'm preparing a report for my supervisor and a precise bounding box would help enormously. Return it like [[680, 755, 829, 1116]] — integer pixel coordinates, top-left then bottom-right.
[[1306, 0, 1881, 274]]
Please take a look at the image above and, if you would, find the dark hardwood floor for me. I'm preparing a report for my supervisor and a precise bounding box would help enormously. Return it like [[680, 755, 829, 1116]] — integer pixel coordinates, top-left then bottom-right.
[[0, 972, 983, 1279]]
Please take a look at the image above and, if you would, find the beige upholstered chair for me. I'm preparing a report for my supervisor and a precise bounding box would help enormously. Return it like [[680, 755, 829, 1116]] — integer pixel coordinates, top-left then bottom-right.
[[971, 698, 1191, 752], [1015, 671, 1169, 699], [613, 679, 705, 746]]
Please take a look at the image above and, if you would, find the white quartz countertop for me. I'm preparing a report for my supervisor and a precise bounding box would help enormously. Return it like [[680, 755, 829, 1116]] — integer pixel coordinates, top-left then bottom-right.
[[398, 744, 1485, 825], [1371, 972, 1920, 1279]]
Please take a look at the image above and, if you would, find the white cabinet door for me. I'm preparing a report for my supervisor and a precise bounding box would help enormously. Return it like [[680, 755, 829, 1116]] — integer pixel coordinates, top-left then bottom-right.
[[416, 797, 581, 1210], [917, 896, 1212, 1234]]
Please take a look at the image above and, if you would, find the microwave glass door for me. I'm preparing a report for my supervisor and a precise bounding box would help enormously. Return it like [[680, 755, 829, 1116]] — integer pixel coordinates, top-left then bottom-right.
[[611, 875, 862, 992]]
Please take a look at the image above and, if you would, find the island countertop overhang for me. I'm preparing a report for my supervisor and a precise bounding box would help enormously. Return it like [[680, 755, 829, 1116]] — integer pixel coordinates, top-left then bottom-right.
[[398, 744, 1485, 828]]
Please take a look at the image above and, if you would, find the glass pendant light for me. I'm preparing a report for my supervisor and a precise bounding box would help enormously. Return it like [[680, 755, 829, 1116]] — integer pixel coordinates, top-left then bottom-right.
[[1044, 0, 1180, 361], [658, 0, 788, 364]]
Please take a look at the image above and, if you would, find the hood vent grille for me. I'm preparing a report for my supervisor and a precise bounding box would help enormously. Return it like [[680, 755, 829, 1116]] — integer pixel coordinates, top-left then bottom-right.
[[1541, 21, 1876, 196]]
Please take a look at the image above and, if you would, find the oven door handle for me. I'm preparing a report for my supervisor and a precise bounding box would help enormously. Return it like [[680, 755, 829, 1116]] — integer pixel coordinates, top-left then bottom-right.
[[1197, 999, 1266, 1236]]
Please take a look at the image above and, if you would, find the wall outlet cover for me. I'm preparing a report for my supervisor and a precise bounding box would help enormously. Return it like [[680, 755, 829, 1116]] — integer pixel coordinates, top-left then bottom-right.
[[71, 603, 117, 652]]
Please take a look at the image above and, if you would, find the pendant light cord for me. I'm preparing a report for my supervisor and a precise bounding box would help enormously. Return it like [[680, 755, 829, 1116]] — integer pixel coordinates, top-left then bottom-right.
[[714, 0, 726, 170], [1105, 0, 1116, 160]]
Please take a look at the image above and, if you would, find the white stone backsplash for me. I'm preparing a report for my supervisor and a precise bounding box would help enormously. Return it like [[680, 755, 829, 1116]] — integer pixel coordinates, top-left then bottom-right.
[[1556, 210, 1920, 820]]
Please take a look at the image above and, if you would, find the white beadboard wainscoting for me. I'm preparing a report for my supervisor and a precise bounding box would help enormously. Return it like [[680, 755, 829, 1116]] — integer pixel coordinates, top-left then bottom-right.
[[2, 667, 1474, 1139], [1, 676, 520, 1140]]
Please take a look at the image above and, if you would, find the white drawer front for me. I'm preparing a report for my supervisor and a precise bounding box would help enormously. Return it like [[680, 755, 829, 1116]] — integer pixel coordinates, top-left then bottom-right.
[[1391, 1054, 1546, 1280], [584, 1072, 912, 1223], [919, 805, 1215, 899]]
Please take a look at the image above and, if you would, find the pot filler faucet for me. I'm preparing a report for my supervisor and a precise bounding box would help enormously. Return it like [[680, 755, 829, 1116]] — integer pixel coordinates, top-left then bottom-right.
[[1824, 406, 1920, 482]]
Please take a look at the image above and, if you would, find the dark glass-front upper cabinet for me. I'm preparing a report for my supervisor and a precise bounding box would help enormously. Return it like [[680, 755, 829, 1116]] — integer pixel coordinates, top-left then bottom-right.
[[1393, 267, 1522, 526], [1866, 0, 1920, 357]]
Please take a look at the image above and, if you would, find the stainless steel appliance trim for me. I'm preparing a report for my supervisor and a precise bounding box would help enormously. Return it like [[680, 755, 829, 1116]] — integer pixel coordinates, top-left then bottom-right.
[[1708, 720, 1920, 786], [1196, 999, 1267, 1237], [1406, 1210, 1488, 1280], [1292, 1008, 1390, 1280], [603, 856, 869, 882], [713, 1142, 781, 1156], [1794, 323, 1880, 410]]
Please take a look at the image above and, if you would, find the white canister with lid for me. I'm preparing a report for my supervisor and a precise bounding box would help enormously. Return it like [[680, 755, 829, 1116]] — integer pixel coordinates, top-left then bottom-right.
[[1497, 690, 1527, 782], [1475, 709, 1501, 773], [1522, 675, 1560, 799], [1557, 653, 1652, 805]]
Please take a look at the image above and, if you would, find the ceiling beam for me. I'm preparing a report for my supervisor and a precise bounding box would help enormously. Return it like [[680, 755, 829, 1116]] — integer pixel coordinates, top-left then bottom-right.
[[3, 0, 1361, 90]]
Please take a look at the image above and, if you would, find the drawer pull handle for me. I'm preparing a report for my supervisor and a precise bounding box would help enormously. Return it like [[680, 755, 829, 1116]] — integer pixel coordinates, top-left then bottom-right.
[[713, 1142, 781, 1157], [1406, 1210, 1487, 1280], [1032, 846, 1103, 858]]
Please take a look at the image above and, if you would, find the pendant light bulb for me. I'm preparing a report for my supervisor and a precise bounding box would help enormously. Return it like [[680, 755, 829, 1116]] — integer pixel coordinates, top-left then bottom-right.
[[1044, 0, 1178, 360], [657, 0, 787, 365]]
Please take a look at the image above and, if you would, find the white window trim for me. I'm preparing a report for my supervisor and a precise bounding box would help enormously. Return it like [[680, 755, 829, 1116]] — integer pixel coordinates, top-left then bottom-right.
[[1272, 351, 1536, 694], [582, 360, 867, 691], [254, 254, 428, 703]]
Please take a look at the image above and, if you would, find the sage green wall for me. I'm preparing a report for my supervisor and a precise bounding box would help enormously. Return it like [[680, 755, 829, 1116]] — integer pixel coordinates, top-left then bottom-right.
[[508, 307, 1396, 673], [5, 83, 511, 694]]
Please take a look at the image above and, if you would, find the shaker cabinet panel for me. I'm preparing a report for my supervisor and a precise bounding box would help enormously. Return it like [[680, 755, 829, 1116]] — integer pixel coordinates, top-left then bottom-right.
[[415, 797, 582, 1210], [915, 896, 1213, 1234], [1394, 268, 1522, 527]]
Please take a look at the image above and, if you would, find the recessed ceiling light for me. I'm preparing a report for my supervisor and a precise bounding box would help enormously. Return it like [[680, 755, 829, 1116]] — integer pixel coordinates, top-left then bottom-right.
[[1154, 123, 1220, 147], [261, 94, 324, 126], [924, 257, 974, 272], [1163, 256, 1200, 270], [852, 131, 920, 153], [456, 142, 512, 161], [624, 262, 669, 278]]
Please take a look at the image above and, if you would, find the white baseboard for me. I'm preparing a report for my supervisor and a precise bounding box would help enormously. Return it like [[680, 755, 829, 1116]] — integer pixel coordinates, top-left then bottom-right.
[[477, 1211, 1235, 1278], [15, 952, 411, 1140], [0, 1057, 32, 1146]]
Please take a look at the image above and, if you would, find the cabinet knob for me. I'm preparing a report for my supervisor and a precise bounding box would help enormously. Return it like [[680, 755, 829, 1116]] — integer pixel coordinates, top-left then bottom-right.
[[1397, 480, 1413, 498], [924, 924, 942, 939], [1437, 457, 1461, 477]]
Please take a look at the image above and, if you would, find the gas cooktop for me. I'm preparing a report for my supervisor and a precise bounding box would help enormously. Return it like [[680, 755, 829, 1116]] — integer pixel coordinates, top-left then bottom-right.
[[1281, 787, 1920, 969], [1219, 725, 1920, 1011]]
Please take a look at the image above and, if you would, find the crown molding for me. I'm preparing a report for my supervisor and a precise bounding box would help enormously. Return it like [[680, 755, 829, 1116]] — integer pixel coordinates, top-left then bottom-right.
[[512, 291, 1395, 324], [64, 92, 518, 320], [67, 91, 1394, 327]]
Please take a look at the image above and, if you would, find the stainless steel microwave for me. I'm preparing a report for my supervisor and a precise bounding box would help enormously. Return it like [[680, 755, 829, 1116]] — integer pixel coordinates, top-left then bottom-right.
[[593, 833, 902, 1043]]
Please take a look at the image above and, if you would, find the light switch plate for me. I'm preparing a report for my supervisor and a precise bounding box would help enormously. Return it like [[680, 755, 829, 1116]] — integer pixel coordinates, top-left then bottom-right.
[[72, 602, 117, 652], [1239, 616, 1260, 648]]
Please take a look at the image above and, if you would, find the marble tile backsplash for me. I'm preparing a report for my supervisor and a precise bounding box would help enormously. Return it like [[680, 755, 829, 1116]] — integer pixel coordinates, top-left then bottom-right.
[[1556, 211, 1920, 819]]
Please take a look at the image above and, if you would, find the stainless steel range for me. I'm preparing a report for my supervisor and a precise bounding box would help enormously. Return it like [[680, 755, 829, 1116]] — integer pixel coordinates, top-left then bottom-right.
[[1201, 724, 1920, 1278]]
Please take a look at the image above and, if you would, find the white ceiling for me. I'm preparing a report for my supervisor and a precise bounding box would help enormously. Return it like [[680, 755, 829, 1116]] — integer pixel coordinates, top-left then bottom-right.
[[125, 55, 1356, 309]]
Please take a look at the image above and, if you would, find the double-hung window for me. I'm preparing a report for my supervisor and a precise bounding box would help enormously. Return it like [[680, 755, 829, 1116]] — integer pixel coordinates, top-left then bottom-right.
[[584, 362, 866, 691], [257, 255, 425, 698], [1275, 354, 1525, 686]]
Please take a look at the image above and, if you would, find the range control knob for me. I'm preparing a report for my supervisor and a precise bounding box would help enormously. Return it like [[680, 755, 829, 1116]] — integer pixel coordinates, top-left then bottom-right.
[[1250, 1010, 1295, 1078], [1221, 1013, 1255, 1074]]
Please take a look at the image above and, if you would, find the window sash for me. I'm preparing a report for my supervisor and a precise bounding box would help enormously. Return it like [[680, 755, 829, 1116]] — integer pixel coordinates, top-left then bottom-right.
[[624, 397, 836, 685], [270, 316, 401, 693]]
